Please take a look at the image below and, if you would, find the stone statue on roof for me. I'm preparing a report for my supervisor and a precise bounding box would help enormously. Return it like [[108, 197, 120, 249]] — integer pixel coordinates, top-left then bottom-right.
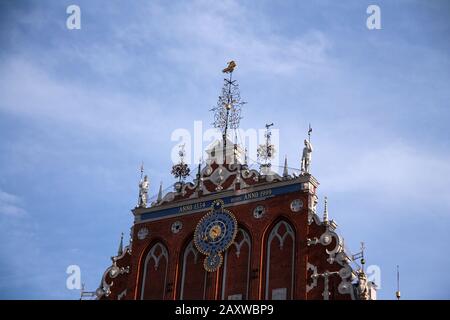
[[301, 139, 313, 174], [138, 175, 149, 208]]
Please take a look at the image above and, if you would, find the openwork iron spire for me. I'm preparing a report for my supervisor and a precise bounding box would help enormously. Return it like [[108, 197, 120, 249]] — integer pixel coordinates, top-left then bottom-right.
[[257, 123, 276, 172], [171, 143, 190, 182], [211, 61, 245, 156]]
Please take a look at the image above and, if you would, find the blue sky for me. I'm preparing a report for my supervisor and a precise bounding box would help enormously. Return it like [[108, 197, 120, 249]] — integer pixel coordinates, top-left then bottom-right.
[[0, 0, 449, 299]]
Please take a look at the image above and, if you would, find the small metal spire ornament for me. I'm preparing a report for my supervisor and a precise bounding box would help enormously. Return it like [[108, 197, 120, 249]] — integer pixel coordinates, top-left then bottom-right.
[[196, 159, 201, 181], [257, 123, 276, 172], [360, 242, 366, 268], [243, 147, 248, 169], [196, 158, 204, 193], [352, 241, 366, 271], [157, 181, 163, 202], [283, 155, 289, 178], [396, 265, 401, 300], [323, 196, 329, 223], [211, 61, 245, 162]]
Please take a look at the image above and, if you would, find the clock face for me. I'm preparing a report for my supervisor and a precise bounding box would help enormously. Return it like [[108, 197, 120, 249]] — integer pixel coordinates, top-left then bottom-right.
[[290, 199, 303, 212], [204, 253, 223, 272], [194, 200, 237, 271]]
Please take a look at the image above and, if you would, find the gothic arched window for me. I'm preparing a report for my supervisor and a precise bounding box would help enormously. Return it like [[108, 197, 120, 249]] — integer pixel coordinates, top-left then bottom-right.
[[264, 220, 295, 300], [221, 227, 251, 300], [179, 239, 207, 299], [140, 242, 168, 299]]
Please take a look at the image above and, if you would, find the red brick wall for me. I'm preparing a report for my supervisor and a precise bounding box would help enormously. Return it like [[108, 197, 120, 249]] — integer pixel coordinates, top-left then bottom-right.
[[108, 185, 352, 300], [219, 228, 251, 299]]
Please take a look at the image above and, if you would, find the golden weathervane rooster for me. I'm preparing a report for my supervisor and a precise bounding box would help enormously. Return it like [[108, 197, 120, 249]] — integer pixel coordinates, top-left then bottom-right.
[[222, 60, 236, 73]]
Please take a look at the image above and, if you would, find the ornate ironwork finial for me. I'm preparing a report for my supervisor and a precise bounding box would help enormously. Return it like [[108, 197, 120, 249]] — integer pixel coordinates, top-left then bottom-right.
[[211, 61, 245, 162], [351, 241, 367, 272], [257, 123, 276, 172], [171, 143, 190, 183]]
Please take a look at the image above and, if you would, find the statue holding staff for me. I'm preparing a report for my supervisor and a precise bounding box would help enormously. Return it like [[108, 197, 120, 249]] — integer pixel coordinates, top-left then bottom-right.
[[301, 139, 313, 174], [138, 175, 149, 208]]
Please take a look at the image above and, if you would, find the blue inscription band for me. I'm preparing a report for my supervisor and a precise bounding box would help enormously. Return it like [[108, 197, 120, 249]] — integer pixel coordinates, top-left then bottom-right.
[[138, 182, 303, 223]]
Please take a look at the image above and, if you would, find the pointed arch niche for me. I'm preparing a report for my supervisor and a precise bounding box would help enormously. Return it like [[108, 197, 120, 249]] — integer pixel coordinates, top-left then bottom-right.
[[264, 219, 295, 300], [178, 239, 207, 299], [221, 227, 251, 300], [140, 242, 169, 299]]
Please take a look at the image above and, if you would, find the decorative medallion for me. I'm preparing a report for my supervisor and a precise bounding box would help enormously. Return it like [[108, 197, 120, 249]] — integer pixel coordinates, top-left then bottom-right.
[[137, 227, 149, 240], [320, 231, 333, 246], [109, 265, 120, 278], [204, 253, 223, 272], [171, 221, 183, 234], [194, 199, 237, 272], [290, 199, 303, 212], [253, 205, 265, 219]]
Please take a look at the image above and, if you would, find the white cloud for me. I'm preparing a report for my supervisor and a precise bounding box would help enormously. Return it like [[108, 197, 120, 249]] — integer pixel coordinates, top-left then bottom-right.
[[0, 190, 26, 216], [0, 58, 171, 146], [316, 139, 450, 217], [109, 0, 333, 77]]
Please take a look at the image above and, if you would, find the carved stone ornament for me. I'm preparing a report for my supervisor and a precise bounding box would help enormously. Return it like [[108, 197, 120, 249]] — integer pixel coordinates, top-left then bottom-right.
[[96, 249, 131, 298], [171, 221, 183, 234], [253, 205, 265, 219], [137, 227, 149, 240]]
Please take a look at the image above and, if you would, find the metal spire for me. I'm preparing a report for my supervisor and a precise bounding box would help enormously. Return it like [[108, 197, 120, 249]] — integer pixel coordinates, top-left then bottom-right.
[[323, 196, 329, 223], [196, 159, 201, 178], [211, 61, 245, 163], [233, 130, 238, 164], [257, 123, 276, 172], [283, 155, 289, 177], [244, 147, 248, 168], [396, 265, 401, 300], [117, 232, 124, 256], [157, 181, 163, 202]]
